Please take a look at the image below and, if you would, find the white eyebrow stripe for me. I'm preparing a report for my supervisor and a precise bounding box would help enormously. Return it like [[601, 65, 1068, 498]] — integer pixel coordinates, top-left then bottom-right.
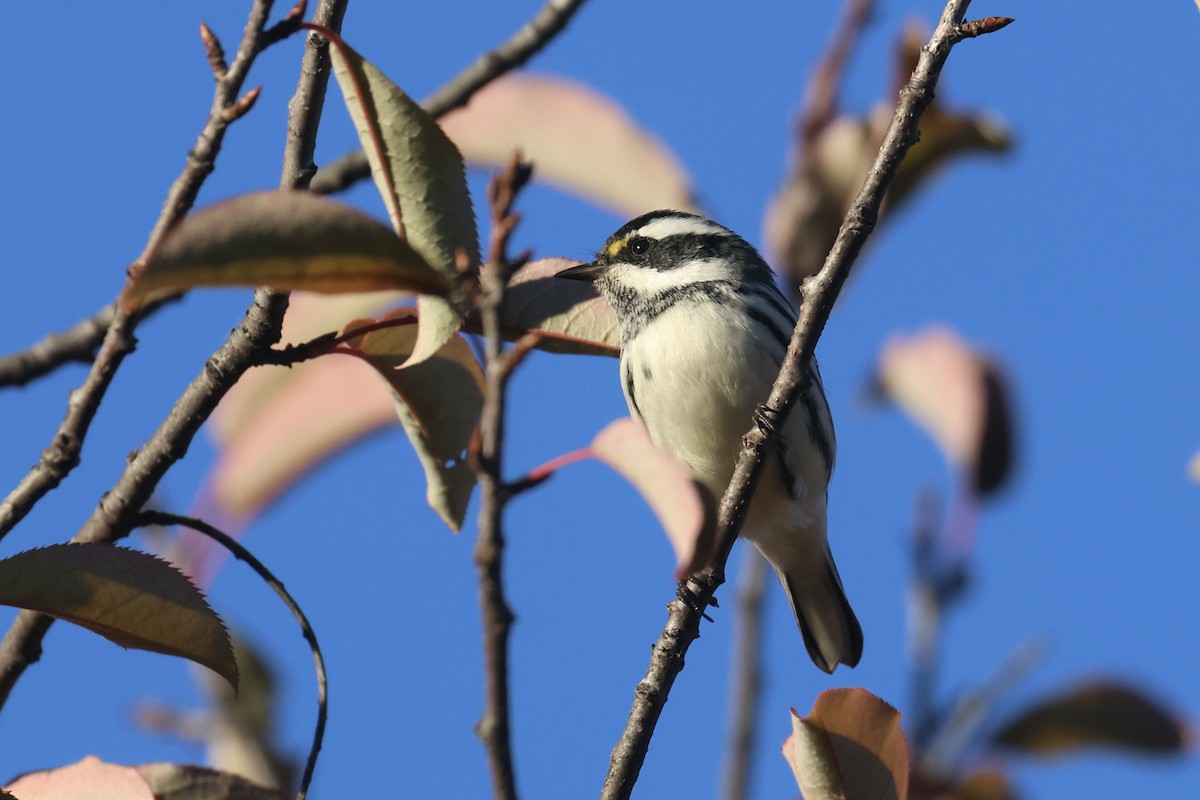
[[611, 258, 733, 291], [634, 215, 729, 240]]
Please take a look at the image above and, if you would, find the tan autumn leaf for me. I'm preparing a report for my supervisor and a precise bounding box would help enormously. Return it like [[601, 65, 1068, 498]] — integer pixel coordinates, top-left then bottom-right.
[[991, 681, 1187, 756], [136, 763, 288, 800], [343, 310, 484, 531], [500, 257, 620, 356], [783, 687, 909, 800], [326, 30, 478, 367], [209, 353, 398, 521], [6, 756, 156, 800], [876, 326, 1014, 496], [120, 191, 448, 312], [591, 418, 716, 578], [0, 544, 237, 690], [440, 74, 698, 218]]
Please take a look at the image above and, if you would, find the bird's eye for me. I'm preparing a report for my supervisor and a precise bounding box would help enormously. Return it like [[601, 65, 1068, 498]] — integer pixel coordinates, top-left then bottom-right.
[[628, 237, 652, 257]]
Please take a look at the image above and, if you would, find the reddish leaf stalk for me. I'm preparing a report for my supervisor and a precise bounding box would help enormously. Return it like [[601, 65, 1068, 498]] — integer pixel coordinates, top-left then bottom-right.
[[600, 2, 1013, 797]]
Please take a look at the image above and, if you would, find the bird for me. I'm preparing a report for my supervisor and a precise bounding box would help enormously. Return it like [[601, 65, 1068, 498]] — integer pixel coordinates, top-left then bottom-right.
[[557, 209, 862, 673]]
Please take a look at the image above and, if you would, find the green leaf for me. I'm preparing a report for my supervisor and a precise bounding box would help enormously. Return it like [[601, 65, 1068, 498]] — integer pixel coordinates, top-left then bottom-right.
[[342, 310, 483, 531], [120, 191, 449, 312], [991, 681, 1187, 756], [325, 30, 478, 367], [0, 544, 237, 690], [783, 688, 909, 800]]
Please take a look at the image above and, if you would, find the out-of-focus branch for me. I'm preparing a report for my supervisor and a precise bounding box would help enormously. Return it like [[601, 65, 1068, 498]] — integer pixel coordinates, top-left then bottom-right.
[[600, 5, 1013, 797], [308, 0, 589, 196], [801, 0, 874, 140], [0, 0, 349, 711], [720, 551, 769, 800], [469, 153, 534, 800]]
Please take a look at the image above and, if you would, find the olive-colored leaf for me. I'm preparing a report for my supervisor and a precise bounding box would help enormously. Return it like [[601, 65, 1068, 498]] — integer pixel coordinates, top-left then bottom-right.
[[946, 771, 1017, 800], [440, 74, 698, 218], [875, 326, 1014, 496], [783, 687, 909, 800], [136, 763, 287, 800], [500, 257, 620, 356], [343, 310, 483, 531], [326, 34, 479, 275], [5, 756, 156, 800], [591, 418, 716, 578], [120, 191, 448, 312], [991, 681, 1187, 756], [325, 32, 477, 369], [0, 544, 237, 690]]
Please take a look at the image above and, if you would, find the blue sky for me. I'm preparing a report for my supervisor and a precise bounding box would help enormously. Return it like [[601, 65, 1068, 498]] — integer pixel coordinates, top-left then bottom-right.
[[2, 1, 1198, 798]]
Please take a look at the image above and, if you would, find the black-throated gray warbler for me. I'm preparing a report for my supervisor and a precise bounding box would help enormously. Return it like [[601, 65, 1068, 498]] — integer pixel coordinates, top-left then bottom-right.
[[558, 210, 862, 673]]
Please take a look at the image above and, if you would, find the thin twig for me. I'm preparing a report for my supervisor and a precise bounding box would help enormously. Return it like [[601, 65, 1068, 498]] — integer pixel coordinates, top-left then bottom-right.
[[0, 0, 349, 711], [800, 0, 874, 141], [600, 4, 1011, 797], [308, 0, 589, 196], [720, 550, 769, 800], [0, 0, 280, 546], [136, 510, 327, 800], [469, 153, 534, 800], [0, 0, 584, 387]]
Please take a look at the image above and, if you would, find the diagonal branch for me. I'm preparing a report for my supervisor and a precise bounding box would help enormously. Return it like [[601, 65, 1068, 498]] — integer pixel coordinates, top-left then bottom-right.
[[599, 3, 1012, 797], [0, 0, 350, 711], [308, 0, 589, 196]]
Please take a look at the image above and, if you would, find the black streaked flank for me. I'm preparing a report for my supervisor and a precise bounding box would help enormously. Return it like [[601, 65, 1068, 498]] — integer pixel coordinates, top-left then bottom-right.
[[623, 361, 642, 420]]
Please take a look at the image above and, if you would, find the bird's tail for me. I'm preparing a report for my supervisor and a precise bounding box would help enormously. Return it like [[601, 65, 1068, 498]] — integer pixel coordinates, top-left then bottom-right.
[[776, 545, 863, 673]]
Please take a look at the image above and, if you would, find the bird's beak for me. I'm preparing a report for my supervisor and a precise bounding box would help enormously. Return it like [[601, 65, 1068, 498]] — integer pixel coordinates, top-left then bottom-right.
[[556, 261, 606, 282]]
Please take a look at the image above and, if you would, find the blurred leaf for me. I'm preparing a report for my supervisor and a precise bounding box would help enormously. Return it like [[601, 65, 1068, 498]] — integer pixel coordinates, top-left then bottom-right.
[[991, 681, 1187, 757], [5, 756, 156, 799], [136, 763, 286, 800], [0, 544, 236, 690], [440, 74, 698, 218], [209, 354, 397, 521], [327, 32, 478, 367], [1188, 450, 1200, 482], [499, 257, 620, 356], [343, 309, 484, 531], [591, 418, 716, 578], [946, 771, 1017, 800], [120, 191, 448, 312], [783, 687, 909, 800], [876, 326, 1014, 496], [765, 21, 1010, 282]]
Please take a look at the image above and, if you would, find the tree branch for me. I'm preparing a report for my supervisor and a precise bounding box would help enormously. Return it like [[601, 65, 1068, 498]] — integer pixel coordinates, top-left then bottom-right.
[[469, 153, 534, 800], [308, 0, 589, 196], [0, 0, 349, 711], [600, 4, 1011, 797], [0, 0, 276, 545]]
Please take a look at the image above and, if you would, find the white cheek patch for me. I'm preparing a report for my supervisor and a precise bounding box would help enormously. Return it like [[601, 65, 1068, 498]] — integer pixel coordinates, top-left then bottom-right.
[[610, 259, 732, 293], [634, 215, 729, 240]]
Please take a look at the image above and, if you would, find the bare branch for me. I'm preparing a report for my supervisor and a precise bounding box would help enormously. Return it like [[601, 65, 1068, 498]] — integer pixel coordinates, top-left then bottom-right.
[[137, 510, 328, 800], [600, 2, 1012, 796], [308, 0, 589, 196], [470, 153, 536, 800], [0, 0, 351, 711], [221, 84, 263, 122]]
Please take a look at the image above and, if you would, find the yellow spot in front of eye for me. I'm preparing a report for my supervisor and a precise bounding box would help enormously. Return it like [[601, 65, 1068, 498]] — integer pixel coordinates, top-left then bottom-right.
[[604, 236, 628, 258]]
